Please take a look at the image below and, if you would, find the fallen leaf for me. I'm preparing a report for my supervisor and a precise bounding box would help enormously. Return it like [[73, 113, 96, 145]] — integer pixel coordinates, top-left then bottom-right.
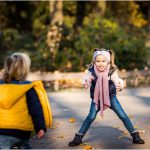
[[134, 125, 138, 129], [122, 132, 128, 135], [50, 137, 57, 140], [112, 126, 119, 129], [139, 130, 145, 134], [83, 145, 93, 149], [57, 135, 64, 138], [129, 115, 133, 119], [69, 118, 76, 123], [117, 136, 124, 139]]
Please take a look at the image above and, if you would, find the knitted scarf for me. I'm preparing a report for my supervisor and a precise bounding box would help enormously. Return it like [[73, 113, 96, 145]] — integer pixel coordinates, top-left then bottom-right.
[[94, 65, 111, 117]]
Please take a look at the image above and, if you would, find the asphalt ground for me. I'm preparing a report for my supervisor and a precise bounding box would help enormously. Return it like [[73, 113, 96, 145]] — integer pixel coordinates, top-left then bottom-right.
[[31, 87, 150, 149]]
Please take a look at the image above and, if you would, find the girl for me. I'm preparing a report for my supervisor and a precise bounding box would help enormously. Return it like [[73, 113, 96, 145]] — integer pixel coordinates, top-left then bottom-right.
[[69, 48, 145, 146], [0, 53, 52, 149]]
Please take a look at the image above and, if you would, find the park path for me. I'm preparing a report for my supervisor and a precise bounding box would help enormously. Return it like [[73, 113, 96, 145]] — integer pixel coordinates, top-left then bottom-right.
[[31, 87, 150, 149]]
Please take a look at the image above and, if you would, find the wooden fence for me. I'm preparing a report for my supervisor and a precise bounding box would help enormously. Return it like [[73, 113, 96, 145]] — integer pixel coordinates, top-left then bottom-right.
[[22, 68, 150, 90], [1, 69, 150, 91]]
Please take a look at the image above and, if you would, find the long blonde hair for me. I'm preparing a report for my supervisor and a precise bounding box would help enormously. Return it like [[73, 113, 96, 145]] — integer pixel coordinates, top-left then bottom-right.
[[88, 48, 117, 71], [2, 53, 31, 83]]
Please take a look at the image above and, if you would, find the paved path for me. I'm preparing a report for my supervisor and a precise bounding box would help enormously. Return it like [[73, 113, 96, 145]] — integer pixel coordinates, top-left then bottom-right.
[[31, 88, 150, 149]]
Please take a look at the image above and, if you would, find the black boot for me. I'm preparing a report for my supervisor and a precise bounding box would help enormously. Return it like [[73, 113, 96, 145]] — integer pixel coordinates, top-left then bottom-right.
[[69, 133, 84, 146], [131, 132, 145, 144]]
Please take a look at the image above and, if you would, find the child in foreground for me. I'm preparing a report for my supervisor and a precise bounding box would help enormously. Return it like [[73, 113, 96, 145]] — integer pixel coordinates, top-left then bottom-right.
[[0, 52, 52, 149]]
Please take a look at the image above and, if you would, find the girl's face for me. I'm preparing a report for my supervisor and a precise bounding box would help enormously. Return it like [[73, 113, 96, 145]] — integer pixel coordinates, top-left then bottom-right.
[[95, 55, 109, 71]]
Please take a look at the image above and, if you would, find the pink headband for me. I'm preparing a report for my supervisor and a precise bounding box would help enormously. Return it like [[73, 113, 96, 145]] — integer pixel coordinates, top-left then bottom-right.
[[93, 50, 110, 62]]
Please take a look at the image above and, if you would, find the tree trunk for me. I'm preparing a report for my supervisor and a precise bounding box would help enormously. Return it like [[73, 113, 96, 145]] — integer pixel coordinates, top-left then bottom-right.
[[74, 1, 86, 29], [97, 1, 106, 16], [148, 6, 150, 38], [46, 1, 63, 60]]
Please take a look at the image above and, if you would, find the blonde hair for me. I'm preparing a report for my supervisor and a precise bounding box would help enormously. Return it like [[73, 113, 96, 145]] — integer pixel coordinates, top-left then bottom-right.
[[2, 53, 31, 83], [88, 48, 116, 71]]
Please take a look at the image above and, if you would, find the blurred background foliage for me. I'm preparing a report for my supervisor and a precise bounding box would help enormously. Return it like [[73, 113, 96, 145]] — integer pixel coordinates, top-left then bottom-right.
[[0, 1, 150, 71]]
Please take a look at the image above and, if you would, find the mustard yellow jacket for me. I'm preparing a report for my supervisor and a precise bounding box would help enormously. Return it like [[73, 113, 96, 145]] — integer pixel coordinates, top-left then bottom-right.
[[0, 80, 52, 131]]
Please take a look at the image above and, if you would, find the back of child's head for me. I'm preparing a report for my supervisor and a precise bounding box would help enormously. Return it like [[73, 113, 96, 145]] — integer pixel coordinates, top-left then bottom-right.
[[2, 52, 31, 83], [88, 48, 116, 69]]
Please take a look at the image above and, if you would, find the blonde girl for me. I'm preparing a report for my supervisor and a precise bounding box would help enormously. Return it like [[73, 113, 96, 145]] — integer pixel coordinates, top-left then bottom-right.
[[0, 53, 46, 149]]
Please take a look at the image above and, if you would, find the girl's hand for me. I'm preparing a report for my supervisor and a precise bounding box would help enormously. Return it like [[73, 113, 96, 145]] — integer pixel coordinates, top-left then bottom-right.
[[82, 75, 94, 89], [111, 71, 124, 92], [116, 85, 122, 92], [116, 81, 123, 92], [37, 129, 45, 138], [83, 79, 90, 89]]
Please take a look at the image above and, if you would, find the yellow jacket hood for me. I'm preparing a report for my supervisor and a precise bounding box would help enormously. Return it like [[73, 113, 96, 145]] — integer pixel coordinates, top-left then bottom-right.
[[0, 83, 33, 109]]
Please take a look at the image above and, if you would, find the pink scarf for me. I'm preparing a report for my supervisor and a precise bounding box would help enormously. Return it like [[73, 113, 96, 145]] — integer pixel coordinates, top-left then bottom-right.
[[94, 65, 111, 117]]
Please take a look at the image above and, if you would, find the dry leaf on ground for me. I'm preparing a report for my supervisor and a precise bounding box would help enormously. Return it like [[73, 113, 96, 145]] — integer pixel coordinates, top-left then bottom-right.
[[50, 137, 57, 140], [128, 115, 134, 119], [112, 126, 119, 129], [122, 131, 128, 135], [134, 125, 138, 129], [69, 118, 76, 122], [117, 136, 124, 139], [57, 135, 64, 138], [83, 145, 93, 149], [139, 130, 145, 134]]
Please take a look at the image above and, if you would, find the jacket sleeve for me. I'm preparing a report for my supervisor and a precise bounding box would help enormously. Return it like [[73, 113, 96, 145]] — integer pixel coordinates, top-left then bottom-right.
[[26, 87, 47, 133]]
